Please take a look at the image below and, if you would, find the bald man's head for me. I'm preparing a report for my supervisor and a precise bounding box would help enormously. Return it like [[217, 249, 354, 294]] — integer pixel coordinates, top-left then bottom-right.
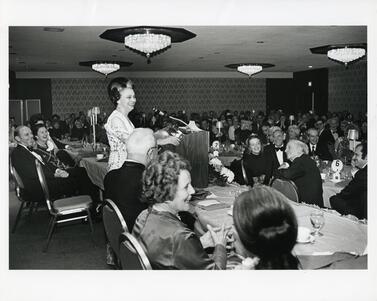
[[126, 128, 157, 164], [14, 125, 35, 147]]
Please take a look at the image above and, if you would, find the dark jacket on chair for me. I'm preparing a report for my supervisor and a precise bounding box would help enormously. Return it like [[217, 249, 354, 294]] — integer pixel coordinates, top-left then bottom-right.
[[274, 154, 323, 207], [330, 166, 367, 219]]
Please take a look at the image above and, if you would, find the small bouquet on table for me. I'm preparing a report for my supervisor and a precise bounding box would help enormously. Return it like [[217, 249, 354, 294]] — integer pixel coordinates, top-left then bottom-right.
[[208, 141, 235, 186]]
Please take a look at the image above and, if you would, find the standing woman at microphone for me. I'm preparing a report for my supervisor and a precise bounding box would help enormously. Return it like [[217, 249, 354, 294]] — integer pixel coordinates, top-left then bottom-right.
[[105, 77, 179, 171]]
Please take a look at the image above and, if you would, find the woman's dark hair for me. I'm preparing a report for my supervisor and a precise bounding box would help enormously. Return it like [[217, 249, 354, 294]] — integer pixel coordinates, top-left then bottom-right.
[[32, 123, 47, 137], [107, 77, 133, 106], [142, 151, 191, 205], [233, 185, 299, 269]]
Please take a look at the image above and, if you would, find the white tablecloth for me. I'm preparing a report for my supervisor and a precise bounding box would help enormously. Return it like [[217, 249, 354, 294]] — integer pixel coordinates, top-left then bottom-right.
[[193, 185, 367, 258], [79, 157, 107, 190]]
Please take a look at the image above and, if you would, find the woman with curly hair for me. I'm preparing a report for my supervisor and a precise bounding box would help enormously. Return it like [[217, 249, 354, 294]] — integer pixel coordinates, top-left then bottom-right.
[[231, 185, 299, 269], [132, 151, 228, 269]]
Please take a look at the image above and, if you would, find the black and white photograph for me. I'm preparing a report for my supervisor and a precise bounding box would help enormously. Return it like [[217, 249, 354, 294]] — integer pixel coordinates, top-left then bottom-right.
[[1, 0, 376, 300]]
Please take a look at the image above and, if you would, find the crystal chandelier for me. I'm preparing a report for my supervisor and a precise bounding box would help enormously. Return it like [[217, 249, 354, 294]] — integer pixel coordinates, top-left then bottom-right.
[[237, 65, 263, 77], [100, 26, 196, 64], [92, 63, 120, 76], [124, 32, 171, 60], [327, 47, 366, 67]]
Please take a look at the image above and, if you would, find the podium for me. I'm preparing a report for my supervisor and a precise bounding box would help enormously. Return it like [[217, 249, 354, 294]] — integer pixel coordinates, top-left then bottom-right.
[[175, 131, 209, 188]]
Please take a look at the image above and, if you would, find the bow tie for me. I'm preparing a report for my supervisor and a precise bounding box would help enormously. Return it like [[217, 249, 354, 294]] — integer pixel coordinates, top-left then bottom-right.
[[275, 147, 284, 152], [27, 146, 34, 151]]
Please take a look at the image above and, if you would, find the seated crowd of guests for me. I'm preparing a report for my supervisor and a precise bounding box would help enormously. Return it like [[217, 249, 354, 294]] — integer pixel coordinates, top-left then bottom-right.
[[9, 108, 367, 270]]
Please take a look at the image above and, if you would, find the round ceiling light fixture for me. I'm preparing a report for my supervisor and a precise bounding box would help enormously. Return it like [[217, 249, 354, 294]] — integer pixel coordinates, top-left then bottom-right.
[[100, 26, 196, 64], [225, 63, 275, 77], [310, 43, 367, 68]]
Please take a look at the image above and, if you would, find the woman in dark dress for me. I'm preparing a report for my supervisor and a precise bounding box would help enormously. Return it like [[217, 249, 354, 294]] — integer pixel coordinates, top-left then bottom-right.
[[243, 135, 271, 186]]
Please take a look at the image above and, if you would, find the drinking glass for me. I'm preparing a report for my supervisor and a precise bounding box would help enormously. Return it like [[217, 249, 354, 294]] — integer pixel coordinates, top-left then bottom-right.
[[310, 211, 325, 236]]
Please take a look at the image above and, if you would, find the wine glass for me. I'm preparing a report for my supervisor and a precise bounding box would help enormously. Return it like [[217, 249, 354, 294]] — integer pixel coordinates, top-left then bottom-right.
[[310, 211, 325, 236]]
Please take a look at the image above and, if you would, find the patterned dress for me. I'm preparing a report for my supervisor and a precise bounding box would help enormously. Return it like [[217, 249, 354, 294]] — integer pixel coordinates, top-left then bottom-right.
[[104, 110, 135, 171]]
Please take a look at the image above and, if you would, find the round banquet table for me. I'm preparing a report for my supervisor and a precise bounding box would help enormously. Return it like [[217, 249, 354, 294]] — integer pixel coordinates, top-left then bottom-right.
[[79, 157, 108, 191], [192, 184, 367, 269]]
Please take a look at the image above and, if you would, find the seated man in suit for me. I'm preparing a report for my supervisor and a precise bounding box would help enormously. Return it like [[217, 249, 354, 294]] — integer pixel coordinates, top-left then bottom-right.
[[264, 128, 288, 181], [104, 128, 157, 231], [11, 125, 99, 206], [307, 128, 331, 160], [275, 139, 323, 207], [330, 142, 367, 219]]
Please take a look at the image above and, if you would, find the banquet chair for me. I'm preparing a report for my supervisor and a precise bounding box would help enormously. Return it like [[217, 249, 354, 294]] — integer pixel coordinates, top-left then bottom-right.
[[271, 178, 300, 203], [240, 159, 249, 185], [102, 199, 129, 267], [9, 158, 39, 233], [35, 160, 94, 252], [118, 232, 152, 270]]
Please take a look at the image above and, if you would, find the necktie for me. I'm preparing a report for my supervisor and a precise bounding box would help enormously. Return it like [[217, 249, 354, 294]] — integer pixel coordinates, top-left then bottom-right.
[[275, 146, 284, 152], [312, 145, 315, 153]]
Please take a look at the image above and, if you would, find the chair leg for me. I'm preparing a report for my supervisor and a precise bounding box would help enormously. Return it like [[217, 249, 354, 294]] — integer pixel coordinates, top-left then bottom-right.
[[11, 201, 25, 233], [28, 202, 34, 217], [46, 216, 54, 237], [43, 216, 57, 252], [86, 209, 95, 244]]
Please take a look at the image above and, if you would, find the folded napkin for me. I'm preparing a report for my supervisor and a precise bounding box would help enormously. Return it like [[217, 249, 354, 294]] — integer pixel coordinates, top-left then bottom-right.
[[196, 199, 230, 211]]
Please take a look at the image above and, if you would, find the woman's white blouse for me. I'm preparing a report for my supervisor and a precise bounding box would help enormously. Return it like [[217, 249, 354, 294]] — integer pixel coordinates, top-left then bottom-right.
[[104, 110, 135, 171]]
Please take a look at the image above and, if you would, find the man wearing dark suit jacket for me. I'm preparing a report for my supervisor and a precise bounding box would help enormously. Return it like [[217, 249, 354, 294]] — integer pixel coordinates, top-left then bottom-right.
[[275, 139, 323, 207], [264, 128, 288, 182], [11, 126, 98, 204], [104, 128, 157, 231], [307, 128, 331, 160], [330, 142, 367, 219]]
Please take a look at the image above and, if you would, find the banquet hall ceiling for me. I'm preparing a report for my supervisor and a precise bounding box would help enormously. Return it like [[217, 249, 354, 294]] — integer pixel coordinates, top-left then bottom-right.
[[9, 26, 367, 73]]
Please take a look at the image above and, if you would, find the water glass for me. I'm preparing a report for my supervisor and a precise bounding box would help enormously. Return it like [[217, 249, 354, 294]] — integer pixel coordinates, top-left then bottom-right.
[[310, 211, 325, 236]]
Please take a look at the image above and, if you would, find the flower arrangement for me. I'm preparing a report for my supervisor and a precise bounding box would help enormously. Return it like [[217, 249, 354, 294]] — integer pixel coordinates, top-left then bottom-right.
[[208, 141, 235, 186]]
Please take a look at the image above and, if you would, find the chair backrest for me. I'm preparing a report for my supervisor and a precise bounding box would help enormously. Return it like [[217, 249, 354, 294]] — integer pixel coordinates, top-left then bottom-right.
[[9, 157, 25, 198], [118, 232, 152, 270], [35, 160, 53, 212], [103, 199, 129, 258], [240, 159, 249, 185], [271, 178, 300, 203]]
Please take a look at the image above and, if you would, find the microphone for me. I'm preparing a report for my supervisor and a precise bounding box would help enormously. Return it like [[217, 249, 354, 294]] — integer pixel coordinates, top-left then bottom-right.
[[152, 107, 188, 126], [152, 107, 165, 116]]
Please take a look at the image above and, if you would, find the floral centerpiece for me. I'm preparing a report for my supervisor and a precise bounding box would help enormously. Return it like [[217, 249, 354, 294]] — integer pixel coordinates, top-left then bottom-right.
[[208, 141, 235, 186]]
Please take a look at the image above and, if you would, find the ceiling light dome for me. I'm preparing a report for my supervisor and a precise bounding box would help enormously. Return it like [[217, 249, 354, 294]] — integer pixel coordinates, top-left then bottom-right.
[[310, 43, 367, 68], [100, 26, 196, 64], [225, 63, 274, 77], [124, 32, 171, 59], [79, 60, 133, 76], [92, 63, 120, 76], [327, 47, 366, 67], [237, 65, 263, 77]]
